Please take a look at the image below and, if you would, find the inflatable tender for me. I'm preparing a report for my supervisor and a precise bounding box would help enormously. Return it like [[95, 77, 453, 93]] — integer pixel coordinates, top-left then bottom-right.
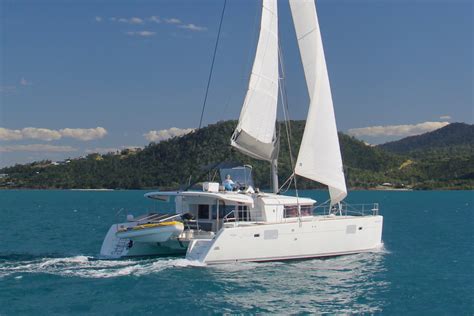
[[116, 221, 184, 243]]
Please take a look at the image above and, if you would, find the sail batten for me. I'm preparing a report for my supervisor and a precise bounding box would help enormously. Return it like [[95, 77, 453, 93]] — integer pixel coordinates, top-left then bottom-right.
[[231, 0, 279, 162], [289, 0, 347, 205]]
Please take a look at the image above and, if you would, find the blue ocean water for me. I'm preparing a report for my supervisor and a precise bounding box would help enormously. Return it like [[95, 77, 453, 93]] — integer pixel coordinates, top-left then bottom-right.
[[0, 190, 472, 314]]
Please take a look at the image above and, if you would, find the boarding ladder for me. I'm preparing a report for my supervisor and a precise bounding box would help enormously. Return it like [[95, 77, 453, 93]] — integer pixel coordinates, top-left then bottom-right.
[[111, 238, 129, 257]]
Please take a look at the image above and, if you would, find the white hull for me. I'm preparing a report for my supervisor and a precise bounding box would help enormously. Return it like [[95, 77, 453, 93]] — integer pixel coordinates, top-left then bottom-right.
[[100, 222, 187, 258], [186, 215, 383, 264], [116, 224, 183, 243]]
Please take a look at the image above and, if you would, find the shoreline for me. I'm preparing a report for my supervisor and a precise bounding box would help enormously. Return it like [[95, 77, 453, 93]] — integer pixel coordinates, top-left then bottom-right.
[[0, 187, 471, 191]]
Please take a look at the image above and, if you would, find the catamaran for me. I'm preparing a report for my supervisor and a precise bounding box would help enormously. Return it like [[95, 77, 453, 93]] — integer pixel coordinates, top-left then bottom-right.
[[100, 0, 383, 263]]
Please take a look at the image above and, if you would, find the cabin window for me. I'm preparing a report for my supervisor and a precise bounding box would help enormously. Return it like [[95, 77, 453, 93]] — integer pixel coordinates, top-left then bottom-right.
[[284, 205, 313, 218], [284, 205, 298, 218], [198, 204, 210, 220], [212, 204, 235, 220], [237, 205, 250, 221], [300, 205, 313, 216]]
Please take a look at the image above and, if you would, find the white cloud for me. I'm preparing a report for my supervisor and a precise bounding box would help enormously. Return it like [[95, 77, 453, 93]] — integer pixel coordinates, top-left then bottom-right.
[[104, 15, 206, 36], [0, 144, 78, 153], [109, 16, 180, 25], [144, 127, 194, 142], [0, 128, 23, 141], [439, 115, 451, 120], [0, 127, 108, 141], [137, 31, 156, 37], [20, 77, 32, 86], [164, 18, 182, 24], [22, 128, 62, 141], [348, 121, 450, 138], [178, 23, 207, 32], [125, 31, 156, 37], [95, 16, 103, 22], [148, 16, 161, 23], [129, 17, 144, 24], [117, 17, 144, 24], [59, 127, 108, 141]]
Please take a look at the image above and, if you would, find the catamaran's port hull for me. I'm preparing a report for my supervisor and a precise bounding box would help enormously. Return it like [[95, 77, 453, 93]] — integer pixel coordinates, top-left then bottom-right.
[[124, 240, 188, 257], [100, 223, 187, 258], [186, 215, 384, 264], [116, 224, 183, 243]]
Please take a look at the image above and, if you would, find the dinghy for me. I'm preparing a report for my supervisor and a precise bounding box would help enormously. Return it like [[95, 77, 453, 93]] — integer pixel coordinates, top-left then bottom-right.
[[115, 221, 184, 243]]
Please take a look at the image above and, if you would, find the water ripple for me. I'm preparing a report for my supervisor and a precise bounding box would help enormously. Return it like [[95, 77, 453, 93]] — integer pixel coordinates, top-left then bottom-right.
[[0, 249, 389, 313], [205, 250, 389, 313]]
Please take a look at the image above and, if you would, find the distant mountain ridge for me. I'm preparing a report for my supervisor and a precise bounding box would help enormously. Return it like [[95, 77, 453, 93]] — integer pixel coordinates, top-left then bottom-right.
[[378, 123, 474, 154], [0, 120, 472, 190]]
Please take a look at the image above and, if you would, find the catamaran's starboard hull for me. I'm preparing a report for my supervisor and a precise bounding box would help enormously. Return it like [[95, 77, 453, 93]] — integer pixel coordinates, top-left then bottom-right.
[[186, 215, 383, 264]]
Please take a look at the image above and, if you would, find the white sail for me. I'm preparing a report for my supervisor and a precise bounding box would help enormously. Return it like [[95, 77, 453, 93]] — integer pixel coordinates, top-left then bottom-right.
[[231, 0, 279, 161], [289, 0, 347, 205]]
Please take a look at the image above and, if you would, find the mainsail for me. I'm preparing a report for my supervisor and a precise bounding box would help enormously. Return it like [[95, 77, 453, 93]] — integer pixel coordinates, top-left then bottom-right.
[[231, 0, 279, 162], [289, 0, 347, 205]]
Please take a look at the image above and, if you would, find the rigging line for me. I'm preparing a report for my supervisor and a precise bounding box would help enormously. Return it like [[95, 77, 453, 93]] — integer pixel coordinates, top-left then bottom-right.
[[198, 0, 227, 130], [220, 0, 259, 122], [278, 41, 302, 224], [279, 172, 294, 193], [277, 43, 298, 196], [186, 0, 226, 189]]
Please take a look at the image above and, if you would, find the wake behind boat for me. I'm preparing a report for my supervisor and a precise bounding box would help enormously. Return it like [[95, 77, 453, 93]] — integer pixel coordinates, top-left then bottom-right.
[[100, 0, 383, 263]]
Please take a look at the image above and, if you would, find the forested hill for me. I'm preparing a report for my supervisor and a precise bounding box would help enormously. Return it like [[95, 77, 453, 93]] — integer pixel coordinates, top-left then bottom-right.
[[379, 123, 474, 155], [1, 120, 472, 190]]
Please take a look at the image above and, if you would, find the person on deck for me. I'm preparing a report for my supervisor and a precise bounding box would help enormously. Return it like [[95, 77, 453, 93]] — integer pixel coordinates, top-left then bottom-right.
[[223, 174, 235, 191]]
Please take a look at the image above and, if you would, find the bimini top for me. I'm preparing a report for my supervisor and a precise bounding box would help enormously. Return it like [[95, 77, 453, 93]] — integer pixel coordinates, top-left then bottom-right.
[[144, 191, 255, 206]]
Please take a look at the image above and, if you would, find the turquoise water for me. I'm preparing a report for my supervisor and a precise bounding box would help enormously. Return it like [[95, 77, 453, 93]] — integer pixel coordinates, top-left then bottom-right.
[[0, 190, 472, 314]]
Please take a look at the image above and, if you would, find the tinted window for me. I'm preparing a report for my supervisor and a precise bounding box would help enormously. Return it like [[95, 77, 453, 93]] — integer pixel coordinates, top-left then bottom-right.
[[284, 205, 313, 218], [198, 204, 210, 219], [300, 205, 313, 216], [284, 205, 298, 218], [211, 204, 235, 219], [237, 205, 250, 221]]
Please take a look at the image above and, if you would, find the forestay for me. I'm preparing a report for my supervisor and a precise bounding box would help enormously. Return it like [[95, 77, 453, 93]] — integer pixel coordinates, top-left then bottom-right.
[[231, 0, 279, 161], [289, 0, 347, 205]]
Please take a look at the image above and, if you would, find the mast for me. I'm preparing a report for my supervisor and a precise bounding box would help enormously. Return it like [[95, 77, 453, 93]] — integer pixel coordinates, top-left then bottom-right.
[[271, 158, 278, 193]]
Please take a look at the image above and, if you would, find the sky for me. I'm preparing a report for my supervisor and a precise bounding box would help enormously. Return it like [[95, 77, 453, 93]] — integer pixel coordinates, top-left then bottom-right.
[[0, 0, 472, 167]]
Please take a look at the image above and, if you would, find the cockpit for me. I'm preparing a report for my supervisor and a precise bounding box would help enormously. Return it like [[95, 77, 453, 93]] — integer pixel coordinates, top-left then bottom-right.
[[219, 165, 254, 191]]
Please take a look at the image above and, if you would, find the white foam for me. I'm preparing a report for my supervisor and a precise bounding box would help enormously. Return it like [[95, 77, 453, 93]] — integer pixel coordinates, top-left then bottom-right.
[[170, 258, 206, 268], [0, 256, 206, 279], [38, 255, 90, 268]]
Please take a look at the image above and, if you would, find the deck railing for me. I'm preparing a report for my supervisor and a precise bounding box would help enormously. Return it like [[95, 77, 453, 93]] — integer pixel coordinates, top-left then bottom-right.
[[313, 202, 379, 216], [222, 210, 236, 222]]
